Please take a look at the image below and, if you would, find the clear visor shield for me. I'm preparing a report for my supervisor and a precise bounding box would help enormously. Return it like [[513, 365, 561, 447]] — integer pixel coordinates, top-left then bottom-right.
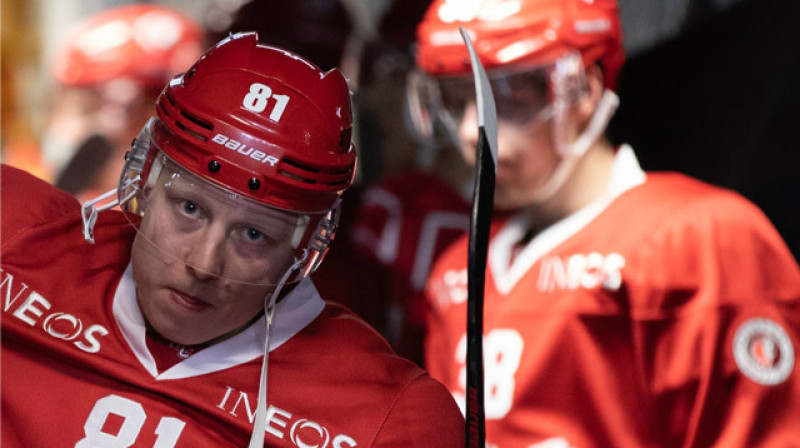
[[119, 120, 314, 287], [406, 63, 558, 146]]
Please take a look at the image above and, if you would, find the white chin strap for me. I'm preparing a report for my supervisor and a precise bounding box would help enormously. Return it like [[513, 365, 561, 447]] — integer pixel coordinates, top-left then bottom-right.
[[530, 89, 619, 202], [248, 249, 309, 448]]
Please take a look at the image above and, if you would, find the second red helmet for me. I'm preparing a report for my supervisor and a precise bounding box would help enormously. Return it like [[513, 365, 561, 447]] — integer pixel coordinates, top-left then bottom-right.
[[416, 0, 625, 91], [53, 4, 203, 88]]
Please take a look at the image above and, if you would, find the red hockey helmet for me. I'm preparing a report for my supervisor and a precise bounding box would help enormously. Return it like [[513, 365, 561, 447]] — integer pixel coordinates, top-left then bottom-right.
[[416, 0, 625, 91], [408, 0, 624, 203], [148, 32, 356, 214], [95, 32, 357, 283], [53, 4, 203, 88]]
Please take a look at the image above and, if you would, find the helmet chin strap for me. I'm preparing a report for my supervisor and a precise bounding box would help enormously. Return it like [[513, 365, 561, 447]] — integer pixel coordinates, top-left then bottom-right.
[[529, 89, 619, 203], [248, 249, 309, 448]]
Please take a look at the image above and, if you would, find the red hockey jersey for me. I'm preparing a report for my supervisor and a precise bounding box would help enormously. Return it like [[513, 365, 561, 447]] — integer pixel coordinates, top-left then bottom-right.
[[1, 164, 465, 447], [351, 169, 470, 363], [425, 146, 800, 448]]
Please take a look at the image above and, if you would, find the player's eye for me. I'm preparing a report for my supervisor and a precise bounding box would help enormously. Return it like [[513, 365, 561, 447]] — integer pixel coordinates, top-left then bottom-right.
[[245, 228, 266, 242], [181, 200, 199, 216]]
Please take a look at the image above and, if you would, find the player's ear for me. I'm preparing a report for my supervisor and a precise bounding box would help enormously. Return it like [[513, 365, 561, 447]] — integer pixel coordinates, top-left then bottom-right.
[[577, 63, 605, 126], [137, 191, 149, 212], [135, 179, 156, 213]]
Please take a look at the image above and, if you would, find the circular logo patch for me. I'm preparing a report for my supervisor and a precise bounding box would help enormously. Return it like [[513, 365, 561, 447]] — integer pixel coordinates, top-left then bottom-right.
[[732, 318, 795, 385]]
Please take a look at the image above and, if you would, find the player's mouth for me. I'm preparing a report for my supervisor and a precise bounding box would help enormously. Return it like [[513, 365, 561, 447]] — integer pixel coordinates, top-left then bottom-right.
[[169, 289, 212, 311]]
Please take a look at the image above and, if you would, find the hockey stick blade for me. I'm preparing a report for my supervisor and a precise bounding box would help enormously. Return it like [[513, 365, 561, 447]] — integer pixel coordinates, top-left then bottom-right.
[[460, 26, 498, 448]]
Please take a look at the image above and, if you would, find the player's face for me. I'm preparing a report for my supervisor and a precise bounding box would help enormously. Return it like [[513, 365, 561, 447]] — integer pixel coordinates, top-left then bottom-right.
[[130, 164, 302, 345], [448, 72, 561, 210]]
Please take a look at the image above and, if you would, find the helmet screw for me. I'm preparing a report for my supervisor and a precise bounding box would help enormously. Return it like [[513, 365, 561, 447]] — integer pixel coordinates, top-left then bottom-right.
[[208, 160, 221, 173], [248, 178, 261, 190]]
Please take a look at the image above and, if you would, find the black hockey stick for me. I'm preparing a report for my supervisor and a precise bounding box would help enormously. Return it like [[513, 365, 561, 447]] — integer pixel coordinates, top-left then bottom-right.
[[460, 26, 498, 448]]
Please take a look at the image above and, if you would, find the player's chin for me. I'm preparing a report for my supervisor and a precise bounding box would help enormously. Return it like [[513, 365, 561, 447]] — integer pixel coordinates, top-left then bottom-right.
[[492, 187, 527, 211], [151, 317, 216, 346], [145, 300, 217, 345]]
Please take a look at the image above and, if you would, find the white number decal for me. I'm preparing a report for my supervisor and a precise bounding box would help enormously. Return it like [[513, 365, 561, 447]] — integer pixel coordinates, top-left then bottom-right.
[[76, 395, 186, 448], [437, 0, 482, 23], [454, 329, 523, 419], [153, 417, 186, 448], [268, 93, 290, 122], [355, 187, 469, 290], [242, 83, 291, 122], [243, 83, 272, 113]]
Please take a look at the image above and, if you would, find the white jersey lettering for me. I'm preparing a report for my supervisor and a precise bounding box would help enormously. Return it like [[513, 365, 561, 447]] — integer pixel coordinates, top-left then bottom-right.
[[216, 386, 359, 447], [537, 253, 625, 292], [1, 269, 109, 353]]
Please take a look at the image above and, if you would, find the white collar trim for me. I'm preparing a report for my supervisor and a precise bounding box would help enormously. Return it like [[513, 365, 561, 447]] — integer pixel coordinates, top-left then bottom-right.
[[489, 145, 645, 295], [112, 264, 324, 380]]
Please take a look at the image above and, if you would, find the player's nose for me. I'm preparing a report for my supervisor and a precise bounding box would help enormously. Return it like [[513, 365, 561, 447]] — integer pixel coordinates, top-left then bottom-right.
[[183, 228, 226, 281], [457, 102, 479, 164]]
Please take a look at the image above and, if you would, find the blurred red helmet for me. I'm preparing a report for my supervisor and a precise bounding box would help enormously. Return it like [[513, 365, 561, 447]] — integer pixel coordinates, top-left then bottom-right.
[[53, 4, 203, 88], [416, 0, 625, 91], [150, 31, 356, 215]]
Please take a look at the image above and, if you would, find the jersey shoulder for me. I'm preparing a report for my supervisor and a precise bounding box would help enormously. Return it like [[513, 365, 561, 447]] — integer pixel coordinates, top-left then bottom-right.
[[302, 300, 456, 386], [613, 172, 800, 311], [2, 164, 80, 244], [622, 172, 786, 245], [628, 172, 761, 216], [309, 301, 398, 359], [287, 302, 465, 446]]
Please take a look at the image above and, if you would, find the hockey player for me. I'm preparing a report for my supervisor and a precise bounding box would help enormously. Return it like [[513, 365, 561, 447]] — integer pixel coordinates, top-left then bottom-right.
[[43, 4, 203, 199], [350, 164, 471, 364], [1, 32, 464, 447], [412, 0, 800, 446]]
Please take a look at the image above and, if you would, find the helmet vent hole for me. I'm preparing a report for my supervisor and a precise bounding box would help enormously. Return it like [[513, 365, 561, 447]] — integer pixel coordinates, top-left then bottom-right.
[[324, 171, 351, 187], [278, 169, 315, 184], [278, 158, 353, 187], [282, 158, 319, 174], [180, 111, 213, 131], [175, 121, 208, 142]]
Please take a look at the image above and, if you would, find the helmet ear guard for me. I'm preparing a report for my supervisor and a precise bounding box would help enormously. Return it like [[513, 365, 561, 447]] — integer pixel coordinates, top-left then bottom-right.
[[81, 118, 157, 243], [294, 200, 342, 279], [116, 118, 159, 214]]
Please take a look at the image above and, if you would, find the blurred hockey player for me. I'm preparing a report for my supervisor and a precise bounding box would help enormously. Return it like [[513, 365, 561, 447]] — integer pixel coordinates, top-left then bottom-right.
[[412, 0, 800, 446], [42, 4, 203, 200]]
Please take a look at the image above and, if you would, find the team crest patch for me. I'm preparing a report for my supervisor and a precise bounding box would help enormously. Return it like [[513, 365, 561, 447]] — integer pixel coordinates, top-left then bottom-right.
[[732, 318, 794, 385]]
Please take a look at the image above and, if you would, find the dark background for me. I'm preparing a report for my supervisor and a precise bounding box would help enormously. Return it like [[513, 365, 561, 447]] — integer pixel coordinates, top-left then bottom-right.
[[610, 0, 800, 261]]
